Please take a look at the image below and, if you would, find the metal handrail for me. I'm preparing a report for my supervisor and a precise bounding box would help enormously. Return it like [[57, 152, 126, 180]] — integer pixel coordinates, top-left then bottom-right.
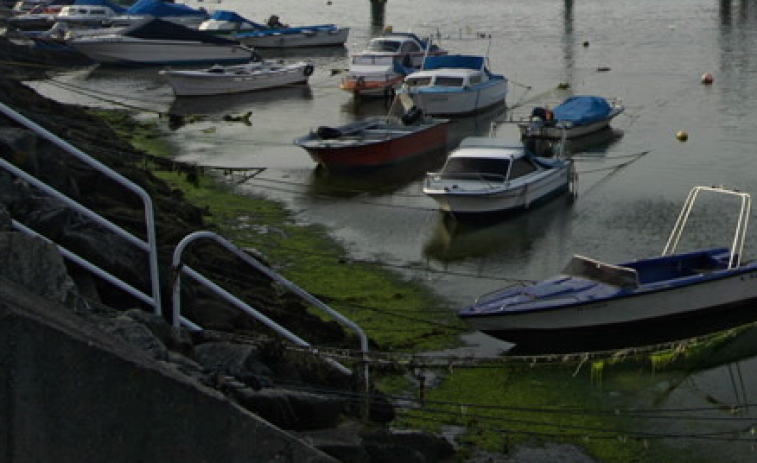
[[171, 231, 370, 385], [0, 102, 162, 315]]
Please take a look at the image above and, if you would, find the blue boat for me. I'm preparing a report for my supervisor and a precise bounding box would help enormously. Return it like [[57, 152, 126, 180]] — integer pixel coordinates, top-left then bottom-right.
[[198, 10, 349, 49], [519, 95, 625, 140]]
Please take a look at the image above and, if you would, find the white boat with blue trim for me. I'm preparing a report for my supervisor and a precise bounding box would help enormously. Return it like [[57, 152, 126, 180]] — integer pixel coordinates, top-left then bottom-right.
[[459, 185, 757, 353], [422, 136, 575, 215], [398, 54, 508, 115]]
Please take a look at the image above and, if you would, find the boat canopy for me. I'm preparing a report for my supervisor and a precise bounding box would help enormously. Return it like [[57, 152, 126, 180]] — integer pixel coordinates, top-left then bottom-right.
[[206, 9, 266, 29], [552, 96, 613, 125], [127, 0, 208, 18], [423, 55, 485, 71], [123, 18, 240, 44]]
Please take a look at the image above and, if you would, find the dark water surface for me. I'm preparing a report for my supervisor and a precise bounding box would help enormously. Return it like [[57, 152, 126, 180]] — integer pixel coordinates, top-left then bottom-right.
[[25, 0, 757, 458]]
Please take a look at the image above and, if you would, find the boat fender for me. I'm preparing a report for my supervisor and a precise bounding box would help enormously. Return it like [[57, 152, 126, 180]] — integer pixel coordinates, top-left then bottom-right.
[[401, 106, 423, 125], [304, 64, 314, 76], [316, 126, 342, 139]]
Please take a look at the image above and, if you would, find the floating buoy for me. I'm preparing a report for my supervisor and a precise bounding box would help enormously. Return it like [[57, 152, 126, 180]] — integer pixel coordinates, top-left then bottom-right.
[[701, 73, 714, 85], [583, 41, 589, 47], [676, 130, 689, 142], [597, 66, 611, 72]]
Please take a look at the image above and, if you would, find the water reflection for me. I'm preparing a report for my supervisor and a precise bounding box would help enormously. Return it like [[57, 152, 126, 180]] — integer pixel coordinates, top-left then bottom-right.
[[306, 145, 448, 198], [423, 195, 575, 264], [166, 84, 314, 117]]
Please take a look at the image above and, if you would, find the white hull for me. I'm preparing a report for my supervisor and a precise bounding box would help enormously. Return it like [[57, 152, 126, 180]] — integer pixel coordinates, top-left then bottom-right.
[[70, 36, 254, 65], [160, 62, 312, 96], [467, 268, 757, 334], [236, 28, 349, 48], [424, 166, 571, 214], [407, 80, 508, 115]]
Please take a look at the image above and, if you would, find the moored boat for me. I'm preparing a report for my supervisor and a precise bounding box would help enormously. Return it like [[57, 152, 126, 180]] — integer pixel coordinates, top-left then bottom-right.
[[398, 54, 508, 115], [458, 185, 757, 353], [422, 136, 575, 215], [159, 56, 314, 97], [67, 18, 254, 66], [519, 95, 625, 140], [339, 32, 447, 98], [294, 96, 450, 170]]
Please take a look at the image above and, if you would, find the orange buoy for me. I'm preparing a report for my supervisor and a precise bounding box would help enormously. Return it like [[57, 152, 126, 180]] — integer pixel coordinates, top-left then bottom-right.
[[676, 130, 689, 142], [701, 73, 714, 85]]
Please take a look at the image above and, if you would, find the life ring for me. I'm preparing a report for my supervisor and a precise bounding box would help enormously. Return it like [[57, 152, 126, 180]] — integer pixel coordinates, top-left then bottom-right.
[[303, 64, 314, 76]]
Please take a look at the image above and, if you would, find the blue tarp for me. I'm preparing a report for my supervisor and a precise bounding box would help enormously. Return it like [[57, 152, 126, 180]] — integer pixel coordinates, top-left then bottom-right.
[[127, 0, 208, 18], [552, 96, 613, 125], [422, 55, 485, 71], [206, 9, 266, 29]]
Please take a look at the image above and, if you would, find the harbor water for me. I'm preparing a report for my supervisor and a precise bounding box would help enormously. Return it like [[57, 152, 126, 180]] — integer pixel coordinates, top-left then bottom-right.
[[23, 0, 757, 459]]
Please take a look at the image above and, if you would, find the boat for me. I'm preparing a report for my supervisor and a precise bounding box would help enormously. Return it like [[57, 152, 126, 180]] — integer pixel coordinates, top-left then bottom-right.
[[293, 95, 450, 171], [398, 54, 509, 115], [67, 18, 255, 66], [518, 95, 625, 140], [339, 32, 448, 98], [422, 136, 575, 215], [458, 185, 757, 353], [198, 10, 349, 48], [159, 55, 314, 97]]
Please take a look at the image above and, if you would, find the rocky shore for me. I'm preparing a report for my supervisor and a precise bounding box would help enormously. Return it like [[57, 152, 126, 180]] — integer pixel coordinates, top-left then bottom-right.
[[0, 37, 456, 461]]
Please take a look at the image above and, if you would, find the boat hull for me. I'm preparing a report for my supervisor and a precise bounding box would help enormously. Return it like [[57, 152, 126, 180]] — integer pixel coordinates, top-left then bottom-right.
[[404, 78, 508, 116], [235, 28, 349, 48], [339, 75, 404, 98], [295, 118, 450, 170], [160, 62, 311, 96], [424, 166, 573, 215], [462, 264, 757, 353], [519, 106, 625, 140], [70, 37, 254, 65]]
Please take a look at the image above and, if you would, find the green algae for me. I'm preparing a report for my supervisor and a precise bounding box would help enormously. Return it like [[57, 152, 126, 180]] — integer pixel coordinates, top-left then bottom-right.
[[97, 107, 757, 462]]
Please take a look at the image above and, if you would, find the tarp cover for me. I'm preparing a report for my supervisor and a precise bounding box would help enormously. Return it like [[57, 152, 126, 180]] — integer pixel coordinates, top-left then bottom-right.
[[422, 55, 485, 71], [207, 9, 266, 29], [127, 0, 208, 18], [123, 18, 239, 44], [552, 96, 612, 125]]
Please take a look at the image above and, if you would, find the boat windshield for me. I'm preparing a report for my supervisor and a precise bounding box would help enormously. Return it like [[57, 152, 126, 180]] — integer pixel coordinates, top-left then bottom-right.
[[441, 157, 510, 181], [433, 76, 465, 87], [352, 55, 395, 66], [563, 255, 639, 288], [405, 76, 432, 87], [367, 39, 401, 52]]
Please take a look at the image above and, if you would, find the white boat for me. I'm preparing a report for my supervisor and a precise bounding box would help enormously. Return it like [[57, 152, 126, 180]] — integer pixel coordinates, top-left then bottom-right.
[[339, 32, 448, 98], [68, 18, 254, 66], [198, 10, 349, 49], [518, 95, 625, 140], [398, 54, 508, 115], [459, 185, 757, 354], [160, 57, 314, 97], [422, 136, 575, 215]]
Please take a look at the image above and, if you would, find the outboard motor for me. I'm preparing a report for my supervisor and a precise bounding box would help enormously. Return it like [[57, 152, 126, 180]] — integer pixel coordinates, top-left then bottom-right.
[[401, 106, 423, 125]]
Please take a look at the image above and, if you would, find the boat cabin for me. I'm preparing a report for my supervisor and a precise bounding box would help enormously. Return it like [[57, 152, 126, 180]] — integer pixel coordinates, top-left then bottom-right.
[[436, 139, 541, 184]]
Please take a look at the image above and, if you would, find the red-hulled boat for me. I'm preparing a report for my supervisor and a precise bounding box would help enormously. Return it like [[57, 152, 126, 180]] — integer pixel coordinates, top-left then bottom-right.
[[294, 106, 450, 171]]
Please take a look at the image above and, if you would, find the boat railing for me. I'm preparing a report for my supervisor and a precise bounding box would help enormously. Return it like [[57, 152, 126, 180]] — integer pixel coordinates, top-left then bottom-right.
[[1, 101, 372, 392], [0, 101, 163, 317], [663, 186, 751, 269], [171, 231, 369, 384]]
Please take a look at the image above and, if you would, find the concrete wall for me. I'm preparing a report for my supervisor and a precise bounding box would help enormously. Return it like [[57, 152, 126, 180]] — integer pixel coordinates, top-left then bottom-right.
[[0, 276, 337, 463]]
